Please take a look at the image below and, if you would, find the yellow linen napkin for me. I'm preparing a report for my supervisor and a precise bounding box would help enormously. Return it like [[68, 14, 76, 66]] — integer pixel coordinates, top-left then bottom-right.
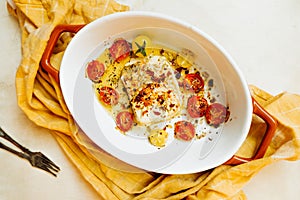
[[8, 0, 300, 199]]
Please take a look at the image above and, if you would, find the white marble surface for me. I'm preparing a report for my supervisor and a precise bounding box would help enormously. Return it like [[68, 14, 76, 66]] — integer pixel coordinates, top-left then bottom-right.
[[1, 0, 300, 199]]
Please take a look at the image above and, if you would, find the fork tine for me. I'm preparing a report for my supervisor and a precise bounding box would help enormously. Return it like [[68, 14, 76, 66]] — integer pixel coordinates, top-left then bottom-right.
[[47, 163, 60, 173], [38, 164, 58, 177], [40, 153, 60, 171]]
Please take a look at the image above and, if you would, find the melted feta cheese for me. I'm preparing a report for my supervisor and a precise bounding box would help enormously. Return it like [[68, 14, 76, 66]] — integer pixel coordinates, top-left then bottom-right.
[[121, 55, 182, 125]]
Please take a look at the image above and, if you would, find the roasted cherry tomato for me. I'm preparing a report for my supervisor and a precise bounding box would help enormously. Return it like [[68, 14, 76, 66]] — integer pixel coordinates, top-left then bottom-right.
[[85, 60, 105, 82], [187, 95, 208, 118], [184, 73, 204, 93], [98, 86, 119, 106], [205, 103, 228, 127], [109, 38, 131, 62], [174, 121, 195, 141], [116, 111, 134, 132]]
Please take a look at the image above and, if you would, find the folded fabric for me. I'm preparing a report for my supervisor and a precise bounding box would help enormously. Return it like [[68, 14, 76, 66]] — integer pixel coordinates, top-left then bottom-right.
[[8, 0, 300, 199]]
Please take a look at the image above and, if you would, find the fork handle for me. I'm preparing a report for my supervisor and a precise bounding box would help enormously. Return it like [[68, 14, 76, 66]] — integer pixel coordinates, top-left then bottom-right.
[[0, 141, 30, 160], [0, 127, 30, 153]]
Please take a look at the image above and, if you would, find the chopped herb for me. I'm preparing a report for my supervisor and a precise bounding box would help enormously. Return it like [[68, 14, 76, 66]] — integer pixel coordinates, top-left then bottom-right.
[[134, 41, 147, 56]]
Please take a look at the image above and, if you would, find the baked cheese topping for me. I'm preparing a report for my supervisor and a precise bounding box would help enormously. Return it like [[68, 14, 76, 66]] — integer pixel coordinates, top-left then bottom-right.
[[131, 83, 181, 125], [121, 55, 182, 125]]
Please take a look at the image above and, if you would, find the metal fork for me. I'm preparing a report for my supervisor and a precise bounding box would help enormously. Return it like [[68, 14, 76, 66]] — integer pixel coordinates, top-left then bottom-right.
[[0, 127, 60, 177]]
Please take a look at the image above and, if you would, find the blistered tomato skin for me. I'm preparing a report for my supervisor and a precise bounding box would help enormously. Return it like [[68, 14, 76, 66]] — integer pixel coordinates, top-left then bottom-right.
[[184, 73, 204, 93], [174, 121, 195, 141], [109, 38, 131, 62], [86, 60, 105, 82], [116, 111, 134, 132], [205, 103, 228, 127], [98, 86, 119, 106], [187, 95, 208, 118]]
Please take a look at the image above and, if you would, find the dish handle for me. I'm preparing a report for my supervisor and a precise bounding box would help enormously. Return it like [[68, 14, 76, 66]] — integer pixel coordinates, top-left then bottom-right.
[[224, 98, 277, 165], [40, 24, 85, 83]]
